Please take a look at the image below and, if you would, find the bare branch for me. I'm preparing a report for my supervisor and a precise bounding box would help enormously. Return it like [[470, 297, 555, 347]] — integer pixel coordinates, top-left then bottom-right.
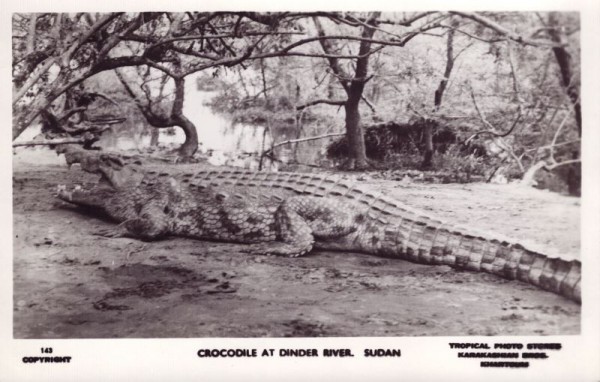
[[97, 13, 159, 59], [467, 85, 521, 142], [398, 12, 439, 26], [493, 137, 525, 173], [525, 139, 580, 152], [544, 159, 580, 170], [145, 30, 302, 50], [549, 110, 573, 161], [267, 47, 385, 60], [361, 95, 376, 113], [13, 13, 124, 105], [270, 132, 346, 149], [449, 11, 567, 47], [114, 68, 157, 121], [468, 86, 496, 131], [395, 14, 452, 46], [296, 99, 346, 111], [506, 40, 524, 109], [58, 107, 87, 121], [63, 13, 123, 64], [13, 137, 93, 147], [12, 56, 57, 105], [312, 20, 349, 93], [440, 24, 505, 43]]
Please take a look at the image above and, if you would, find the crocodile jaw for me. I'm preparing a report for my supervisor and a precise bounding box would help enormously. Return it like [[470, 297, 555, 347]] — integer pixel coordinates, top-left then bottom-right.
[[56, 183, 115, 209]]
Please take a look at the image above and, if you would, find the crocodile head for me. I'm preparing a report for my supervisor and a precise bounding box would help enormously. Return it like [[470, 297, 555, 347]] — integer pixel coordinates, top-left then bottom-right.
[[56, 164, 184, 235], [80, 153, 145, 190], [56, 149, 146, 211], [60, 147, 145, 191]]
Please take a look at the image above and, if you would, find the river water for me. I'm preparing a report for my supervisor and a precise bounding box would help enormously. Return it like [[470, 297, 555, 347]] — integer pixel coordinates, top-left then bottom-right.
[[14, 78, 325, 170]]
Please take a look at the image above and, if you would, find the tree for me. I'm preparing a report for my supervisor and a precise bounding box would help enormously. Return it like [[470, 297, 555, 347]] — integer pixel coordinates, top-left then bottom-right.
[[13, 11, 579, 175], [12, 12, 360, 158], [115, 68, 199, 158], [423, 19, 462, 168], [311, 13, 379, 169], [12, 13, 165, 139]]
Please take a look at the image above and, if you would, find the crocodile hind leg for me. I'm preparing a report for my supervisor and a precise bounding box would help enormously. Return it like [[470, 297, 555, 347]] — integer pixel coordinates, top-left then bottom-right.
[[105, 197, 172, 241], [243, 201, 315, 257], [242, 196, 358, 257]]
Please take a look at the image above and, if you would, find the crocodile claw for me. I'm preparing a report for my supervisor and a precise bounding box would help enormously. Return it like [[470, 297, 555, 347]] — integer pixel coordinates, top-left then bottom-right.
[[93, 227, 128, 238]]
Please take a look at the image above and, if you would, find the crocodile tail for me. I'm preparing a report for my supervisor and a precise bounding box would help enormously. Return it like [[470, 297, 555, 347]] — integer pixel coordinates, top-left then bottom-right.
[[196, 169, 582, 303], [378, 220, 581, 303]]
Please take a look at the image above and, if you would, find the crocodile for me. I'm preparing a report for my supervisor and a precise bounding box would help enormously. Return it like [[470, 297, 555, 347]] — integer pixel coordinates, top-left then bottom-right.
[[55, 150, 582, 303]]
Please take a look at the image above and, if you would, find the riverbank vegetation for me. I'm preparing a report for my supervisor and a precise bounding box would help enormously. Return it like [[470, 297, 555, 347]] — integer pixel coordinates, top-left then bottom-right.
[[12, 12, 580, 194]]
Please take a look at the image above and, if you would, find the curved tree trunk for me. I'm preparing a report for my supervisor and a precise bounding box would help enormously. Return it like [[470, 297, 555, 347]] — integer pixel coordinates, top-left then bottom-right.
[[173, 114, 199, 159], [171, 77, 199, 159], [116, 71, 199, 160]]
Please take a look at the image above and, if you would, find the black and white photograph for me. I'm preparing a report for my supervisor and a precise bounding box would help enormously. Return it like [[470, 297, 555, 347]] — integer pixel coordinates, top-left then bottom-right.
[[2, 2, 600, 381]]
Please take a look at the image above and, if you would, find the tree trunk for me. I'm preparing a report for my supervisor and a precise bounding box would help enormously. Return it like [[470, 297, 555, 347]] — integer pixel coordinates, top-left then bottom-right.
[[117, 71, 199, 160], [13, 68, 68, 139], [548, 13, 581, 136], [521, 160, 547, 187], [547, 12, 581, 196], [172, 77, 199, 159], [421, 120, 434, 168], [26, 14, 38, 54], [566, 152, 581, 196], [313, 13, 379, 169], [174, 114, 199, 159], [344, 97, 368, 169], [342, 12, 380, 169], [424, 23, 456, 169], [149, 128, 159, 147]]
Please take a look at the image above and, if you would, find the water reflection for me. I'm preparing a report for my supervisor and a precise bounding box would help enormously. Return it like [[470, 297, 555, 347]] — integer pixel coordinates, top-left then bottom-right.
[[99, 89, 280, 169], [14, 80, 327, 170], [13, 125, 65, 166]]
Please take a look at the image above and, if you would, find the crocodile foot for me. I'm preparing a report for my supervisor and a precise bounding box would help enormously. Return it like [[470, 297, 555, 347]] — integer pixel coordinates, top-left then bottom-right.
[[93, 225, 130, 238], [241, 242, 313, 258]]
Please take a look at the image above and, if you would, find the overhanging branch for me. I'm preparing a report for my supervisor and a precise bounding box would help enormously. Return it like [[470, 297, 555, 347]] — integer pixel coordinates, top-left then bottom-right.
[[449, 11, 567, 47], [296, 99, 346, 110]]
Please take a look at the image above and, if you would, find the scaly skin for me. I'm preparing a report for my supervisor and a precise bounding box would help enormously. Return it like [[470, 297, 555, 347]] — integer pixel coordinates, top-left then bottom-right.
[[56, 150, 582, 303], [58, 178, 363, 257]]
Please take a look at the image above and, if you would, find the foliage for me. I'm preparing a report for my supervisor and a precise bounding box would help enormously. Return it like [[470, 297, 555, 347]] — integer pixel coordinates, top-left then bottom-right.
[[204, 84, 297, 126], [12, 11, 581, 192], [326, 121, 486, 161]]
